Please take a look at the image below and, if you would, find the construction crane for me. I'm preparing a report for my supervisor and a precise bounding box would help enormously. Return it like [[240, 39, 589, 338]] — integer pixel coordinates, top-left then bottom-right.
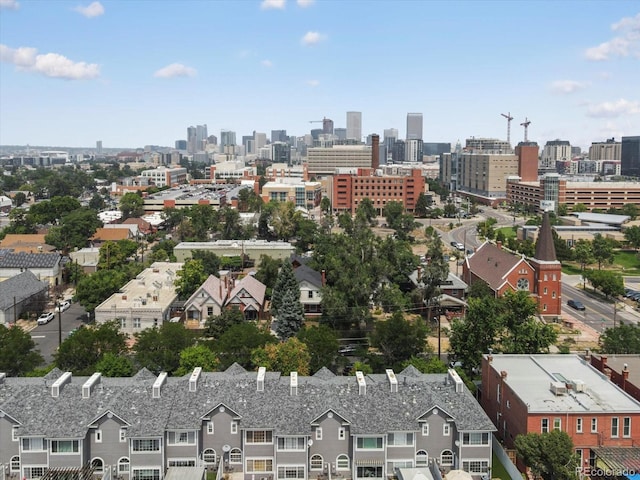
[[520, 117, 532, 142], [309, 117, 327, 123], [501, 112, 513, 145]]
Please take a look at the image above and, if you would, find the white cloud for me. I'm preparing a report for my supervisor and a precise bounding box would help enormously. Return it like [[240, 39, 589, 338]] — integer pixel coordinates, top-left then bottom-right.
[[585, 13, 640, 61], [261, 59, 273, 67], [306, 79, 319, 87], [74, 1, 104, 18], [297, 0, 315, 7], [550, 80, 587, 94], [0, 0, 19, 10], [301, 31, 325, 46], [260, 0, 285, 10], [153, 63, 197, 78], [586, 98, 640, 118], [0, 44, 99, 79]]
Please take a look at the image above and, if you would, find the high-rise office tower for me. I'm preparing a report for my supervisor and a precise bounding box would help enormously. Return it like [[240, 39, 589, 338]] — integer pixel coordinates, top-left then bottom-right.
[[254, 132, 267, 150], [384, 128, 398, 144], [96, 141, 103, 154], [406, 113, 423, 140], [621, 136, 640, 177], [334, 128, 347, 141], [271, 130, 288, 143], [405, 139, 423, 163], [187, 126, 197, 154], [207, 135, 217, 145], [323, 118, 334, 135], [221, 130, 236, 147], [196, 124, 208, 151], [175, 140, 187, 150], [346, 111, 362, 141], [242, 135, 254, 154]]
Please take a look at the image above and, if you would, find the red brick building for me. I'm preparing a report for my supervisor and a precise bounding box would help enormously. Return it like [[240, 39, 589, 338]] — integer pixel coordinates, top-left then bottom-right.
[[332, 168, 425, 215]]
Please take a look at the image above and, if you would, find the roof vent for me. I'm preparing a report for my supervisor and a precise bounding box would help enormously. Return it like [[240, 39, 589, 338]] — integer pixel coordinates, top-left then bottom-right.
[[386, 369, 398, 393], [153, 372, 168, 398], [51, 371, 72, 398], [356, 371, 366, 395], [257, 366, 266, 392], [189, 367, 202, 392], [82, 372, 101, 398], [550, 381, 567, 396], [290, 371, 298, 396], [448, 369, 464, 393], [571, 379, 585, 393], [0, 372, 6, 384]]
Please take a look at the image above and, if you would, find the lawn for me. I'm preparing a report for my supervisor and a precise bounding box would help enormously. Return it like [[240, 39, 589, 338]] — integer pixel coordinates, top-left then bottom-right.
[[495, 226, 517, 240], [614, 250, 640, 274], [491, 451, 524, 479]]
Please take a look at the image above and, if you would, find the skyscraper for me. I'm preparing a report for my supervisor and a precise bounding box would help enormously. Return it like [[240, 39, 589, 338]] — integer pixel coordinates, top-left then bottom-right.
[[254, 132, 267, 150], [346, 111, 362, 141], [96, 141, 103, 154], [621, 136, 640, 177], [322, 118, 334, 135], [187, 126, 197, 154], [220, 130, 236, 147], [175, 140, 187, 150], [196, 124, 208, 151], [406, 113, 423, 140], [271, 130, 288, 143]]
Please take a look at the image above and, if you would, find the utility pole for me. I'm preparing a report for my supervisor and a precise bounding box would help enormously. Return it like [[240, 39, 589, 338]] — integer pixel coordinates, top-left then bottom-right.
[[57, 299, 62, 348]]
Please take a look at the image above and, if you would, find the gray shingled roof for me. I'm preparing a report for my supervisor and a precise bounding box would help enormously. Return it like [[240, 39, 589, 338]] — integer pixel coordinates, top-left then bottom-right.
[[0, 251, 61, 269], [294, 264, 323, 288], [0, 270, 48, 310], [0, 366, 495, 440]]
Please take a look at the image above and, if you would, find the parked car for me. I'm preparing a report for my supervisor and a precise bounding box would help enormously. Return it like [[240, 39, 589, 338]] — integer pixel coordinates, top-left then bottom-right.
[[37, 311, 55, 325], [567, 299, 586, 311], [54, 300, 71, 313], [338, 345, 358, 355]]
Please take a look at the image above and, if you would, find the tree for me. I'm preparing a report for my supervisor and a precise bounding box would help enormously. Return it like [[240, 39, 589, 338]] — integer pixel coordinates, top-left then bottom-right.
[[271, 261, 300, 318], [119, 192, 144, 219], [592, 233, 615, 269], [271, 201, 301, 241], [255, 255, 282, 294], [320, 197, 332, 216], [414, 193, 430, 218], [186, 204, 218, 241], [383, 201, 405, 229], [401, 355, 447, 373], [0, 324, 44, 375], [89, 193, 106, 211], [98, 240, 138, 269], [443, 202, 457, 218], [75, 269, 130, 312], [572, 203, 587, 213], [220, 206, 246, 239], [297, 325, 339, 374], [237, 188, 263, 213], [251, 337, 311, 375], [573, 239, 594, 275], [622, 203, 639, 220], [29, 196, 81, 224], [624, 225, 640, 251], [584, 269, 624, 300], [551, 230, 572, 262], [45, 208, 102, 251], [95, 352, 135, 377], [174, 344, 219, 376], [500, 290, 557, 354], [515, 431, 579, 480], [191, 250, 221, 276], [419, 229, 449, 315], [599, 323, 640, 354], [477, 217, 497, 239], [371, 311, 427, 370], [14, 191, 27, 207], [134, 323, 196, 374], [275, 288, 305, 339], [54, 322, 129, 375], [466, 280, 493, 299], [204, 307, 245, 339], [356, 198, 377, 226], [557, 203, 568, 216], [215, 322, 276, 369], [174, 259, 208, 300]]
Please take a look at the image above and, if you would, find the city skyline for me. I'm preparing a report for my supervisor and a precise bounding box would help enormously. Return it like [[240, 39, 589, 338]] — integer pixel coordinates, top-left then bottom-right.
[[0, 1, 639, 149]]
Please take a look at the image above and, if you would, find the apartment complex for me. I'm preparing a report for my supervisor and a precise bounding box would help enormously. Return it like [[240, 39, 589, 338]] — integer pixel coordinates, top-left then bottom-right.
[[260, 179, 322, 210], [589, 138, 621, 161], [0, 366, 495, 480], [332, 168, 425, 215], [457, 152, 519, 204], [306, 145, 372, 175]]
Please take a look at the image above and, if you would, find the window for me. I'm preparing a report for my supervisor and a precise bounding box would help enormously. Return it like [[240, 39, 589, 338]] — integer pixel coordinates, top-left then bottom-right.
[[543, 287, 547, 294], [12, 426, 19, 442], [10, 456, 20, 472], [168, 460, 196, 467], [207, 307, 214, 317], [132, 439, 160, 452], [336, 455, 350, 470], [422, 423, 429, 436], [51, 440, 79, 453], [118, 458, 130, 474], [207, 421, 214, 434], [231, 421, 238, 434], [246, 430, 273, 444], [24, 467, 46, 479], [120, 318, 127, 329], [623, 417, 631, 438], [276, 466, 304, 479], [168, 431, 196, 445], [338, 427, 346, 440], [591, 418, 598, 433], [440, 450, 454, 466], [462, 460, 489, 474], [356, 437, 383, 449], [416, 450, 428, 467], [443, 424, 451, 436], [133, 318, 141, 328], [576, 418, 583, 433], [95, 430, 102, 443], [553, 418, 562, 431], [246, 459, 273, 472], [552, 291, 556, 298], [387, 432, 414, 446], [22, 438, 46, 451], [462, 433, 490, 445], [308, 291, 313, 299], [496, 384, 501, 403], [132, 469, 160, 480], [356, 467, 382, 479], [229, 448, 242, 464], [612, 417, 619, 438], [310, 455, 323, 470], [120, 428, 127, 442], [541, 418, 549, 433], [277, 437, 305, 450], [316, 427, 322, 440], [91, 458, 104, 473], [203, 449, 217, 464]]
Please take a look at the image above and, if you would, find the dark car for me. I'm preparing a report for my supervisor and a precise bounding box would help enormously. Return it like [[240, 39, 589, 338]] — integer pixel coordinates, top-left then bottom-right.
[[567, 299, 586, 311]]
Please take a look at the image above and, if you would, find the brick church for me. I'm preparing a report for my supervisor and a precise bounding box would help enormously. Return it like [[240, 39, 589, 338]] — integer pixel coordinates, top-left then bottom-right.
[[462, 212, 562, 319]]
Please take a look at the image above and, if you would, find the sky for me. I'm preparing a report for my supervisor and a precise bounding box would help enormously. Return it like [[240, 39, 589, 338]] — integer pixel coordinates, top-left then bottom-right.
[[0, 0, 639, 150]]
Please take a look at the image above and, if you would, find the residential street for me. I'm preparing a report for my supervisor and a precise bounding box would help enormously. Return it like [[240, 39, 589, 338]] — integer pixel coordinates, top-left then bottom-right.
[[29, 301, 88, 364]]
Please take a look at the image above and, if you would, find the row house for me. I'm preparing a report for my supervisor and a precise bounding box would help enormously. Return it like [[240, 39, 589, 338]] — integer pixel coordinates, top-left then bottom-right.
[[0, 365, 495, 480]]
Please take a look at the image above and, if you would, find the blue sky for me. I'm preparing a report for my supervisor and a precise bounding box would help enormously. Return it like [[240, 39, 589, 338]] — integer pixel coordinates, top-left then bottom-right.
[[0, 0, 639, 150]]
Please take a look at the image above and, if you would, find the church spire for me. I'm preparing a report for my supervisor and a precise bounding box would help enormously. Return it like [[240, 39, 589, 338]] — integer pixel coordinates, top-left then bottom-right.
[[534, 211, 557, 262]]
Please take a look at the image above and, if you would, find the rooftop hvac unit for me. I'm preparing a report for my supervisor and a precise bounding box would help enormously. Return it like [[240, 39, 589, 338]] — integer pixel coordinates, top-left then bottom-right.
[[550, 381, 567, 396]]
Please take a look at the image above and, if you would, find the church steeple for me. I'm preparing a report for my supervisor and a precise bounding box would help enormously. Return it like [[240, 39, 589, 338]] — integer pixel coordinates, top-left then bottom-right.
[[534, 211, 557, 262]]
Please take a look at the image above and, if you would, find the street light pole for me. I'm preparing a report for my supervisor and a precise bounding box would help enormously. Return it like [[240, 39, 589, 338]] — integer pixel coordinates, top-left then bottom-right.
[[57, 300, 62, 348]]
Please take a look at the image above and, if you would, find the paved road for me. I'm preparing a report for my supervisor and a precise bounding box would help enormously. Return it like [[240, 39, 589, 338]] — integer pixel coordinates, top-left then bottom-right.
[[30, 302, 88, 363]]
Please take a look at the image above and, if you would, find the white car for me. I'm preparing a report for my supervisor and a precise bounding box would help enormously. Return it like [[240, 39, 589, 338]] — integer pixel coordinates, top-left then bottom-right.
[[54, 300, 71, 313], [37, 312, 55, 325]]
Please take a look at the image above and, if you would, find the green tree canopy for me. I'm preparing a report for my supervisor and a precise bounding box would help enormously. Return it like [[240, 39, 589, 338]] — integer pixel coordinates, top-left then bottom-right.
[[275, 288, 305, 340], [573, 239, 594, 271], [624, 225, 640, 251], [401, 355, 447, 373], [98, 240, 138, 270], [204, 306, 245, 339], [356, 198, 377, 226], [119, 192, 144, 219], [0, 324, 44, 376], [414, 193, 430, 218], [584, 269, 624, 299], [133, 322, 196, 374], [599, 323, 640, 354], [45, 208, 102, 251], [75, 268, 131, 312], [371, 311, 427, 371], [95, 352, 135, 377], [271, 261, 300, 319], [174, 259, 208, 300], [297, 325, 339, 374], [215, 322, 276, 370], [255, 255, 282, 293], [251, 337, 311, 375], [592, 233, 615, 269], [515, 430, 579, 480], [174, 344, 219, 376]]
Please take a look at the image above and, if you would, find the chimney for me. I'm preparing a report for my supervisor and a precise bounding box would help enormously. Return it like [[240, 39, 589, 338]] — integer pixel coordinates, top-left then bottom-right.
[[321, 270, 326, 287], [257, 366, 266, 392], [623, 363, 629, 383], [496, 241, 502, 250], [355, 371, 366, 395], [601, 355, 608, 367], [290, 371, 298, 396], [0, 372, 5, 384], [153, 372, 168, 398], [371, 134, 380, 170], [51, 372, 72, 398], [417, 266, 422, 282], [189, 367, 202, 392], [386, 369, 398, 393], [82, 372, 101, 399], [500, 370, 508, 380], [584, 348, 591, 361]]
